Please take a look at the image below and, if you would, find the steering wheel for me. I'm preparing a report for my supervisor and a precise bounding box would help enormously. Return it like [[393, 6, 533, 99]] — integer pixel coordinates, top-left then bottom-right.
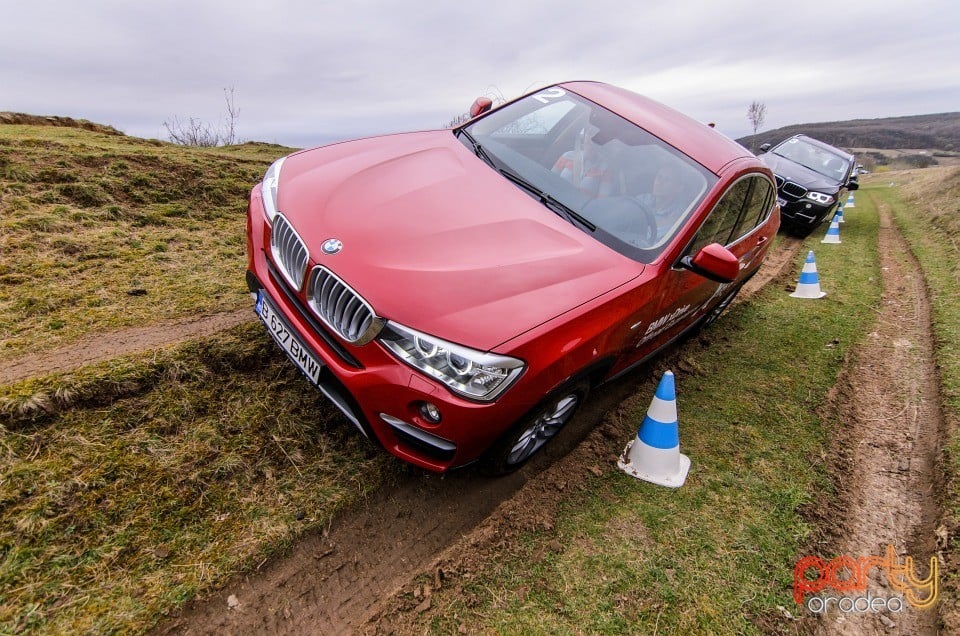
[[617, 197, 658, 247]]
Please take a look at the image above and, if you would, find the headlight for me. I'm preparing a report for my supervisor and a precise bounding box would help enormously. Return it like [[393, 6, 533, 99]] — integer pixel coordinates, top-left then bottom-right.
[[379, 322, 525, 401], [261, 157, 286, 223], [805, 191, 834, 205]]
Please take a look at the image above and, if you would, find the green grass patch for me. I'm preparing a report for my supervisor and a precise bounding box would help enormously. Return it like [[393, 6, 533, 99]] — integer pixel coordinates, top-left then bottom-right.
[[0, 123, 293, 360], [0, 323, 405, 633], [415, 203, 883, 633]]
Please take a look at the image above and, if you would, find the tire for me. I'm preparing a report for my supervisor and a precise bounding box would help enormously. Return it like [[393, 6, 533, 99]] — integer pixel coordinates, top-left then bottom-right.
[[480, 381, 589, 475], [689, 281, 745, 337], [704, 284, 742, 328]]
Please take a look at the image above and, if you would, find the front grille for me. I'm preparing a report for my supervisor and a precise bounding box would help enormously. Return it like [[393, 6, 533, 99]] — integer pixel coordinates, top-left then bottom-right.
[[261, 262, 363, 368], [781, 181, 807, 199], [307, 266, 383, 345], [270, 214, 310, 291]]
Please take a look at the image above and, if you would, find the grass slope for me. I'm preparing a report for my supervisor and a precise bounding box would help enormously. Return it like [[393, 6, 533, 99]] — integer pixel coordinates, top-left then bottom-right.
[[3, 121, 954, 634], [0, 322, 403, 633], [0, 123, 290, 359]]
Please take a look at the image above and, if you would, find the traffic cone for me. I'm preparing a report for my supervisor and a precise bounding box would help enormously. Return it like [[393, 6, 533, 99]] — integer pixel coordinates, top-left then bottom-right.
[[790, 251, 827, 299], [618, 371, 690, 488], [846, 193, 855, 208], [836, 203, 845, 224], [821, 215, 841, 244]]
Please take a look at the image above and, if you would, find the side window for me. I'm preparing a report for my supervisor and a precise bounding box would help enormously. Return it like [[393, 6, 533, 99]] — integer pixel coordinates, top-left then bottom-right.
[[730, 177, 774, 242], [686, 179, 751, 255]]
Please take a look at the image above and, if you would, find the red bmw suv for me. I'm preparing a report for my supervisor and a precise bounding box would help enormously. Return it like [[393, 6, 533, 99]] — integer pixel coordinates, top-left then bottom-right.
[[246, 81, 779, 473]]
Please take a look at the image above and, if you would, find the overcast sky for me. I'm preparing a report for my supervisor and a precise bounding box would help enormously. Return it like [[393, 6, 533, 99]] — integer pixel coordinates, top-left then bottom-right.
[[3, 0, 958, 149]]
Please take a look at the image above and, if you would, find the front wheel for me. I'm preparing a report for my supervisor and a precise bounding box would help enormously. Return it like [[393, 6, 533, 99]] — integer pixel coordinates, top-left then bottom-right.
[[480, 382, 589, 475], [700, 282, 743, 330]]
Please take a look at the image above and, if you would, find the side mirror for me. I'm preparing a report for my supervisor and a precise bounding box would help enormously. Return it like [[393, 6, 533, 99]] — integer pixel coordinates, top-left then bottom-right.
[[847, 181, 859, 191], [469, 97, 493, 118], [680, 243, 740, 283], [759, 143, 771, 153]]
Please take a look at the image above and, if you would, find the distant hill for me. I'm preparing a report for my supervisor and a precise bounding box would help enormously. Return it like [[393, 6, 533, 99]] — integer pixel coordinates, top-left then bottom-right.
[[737, 112, 960, 153], [0, 111, 125, 136]]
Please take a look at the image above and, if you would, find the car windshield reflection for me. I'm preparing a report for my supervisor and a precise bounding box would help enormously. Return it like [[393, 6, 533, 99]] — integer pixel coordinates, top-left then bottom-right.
[[772, 138, 850, 181], [460, 88, 715, 263]]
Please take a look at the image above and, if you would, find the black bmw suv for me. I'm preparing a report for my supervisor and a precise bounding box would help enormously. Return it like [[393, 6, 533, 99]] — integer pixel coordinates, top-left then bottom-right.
[[757, 134, 858, 237]]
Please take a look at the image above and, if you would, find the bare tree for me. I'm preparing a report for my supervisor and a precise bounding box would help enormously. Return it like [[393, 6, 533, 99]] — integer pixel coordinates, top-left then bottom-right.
[[163, 116, 221, 147], [747, 100, 767, 136], [222, 87, 239, 145], [163, 87, 240, 147]]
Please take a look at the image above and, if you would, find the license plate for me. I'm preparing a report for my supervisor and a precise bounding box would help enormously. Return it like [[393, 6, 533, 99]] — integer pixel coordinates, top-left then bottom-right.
[[256, 292, 324, 385], [777, 197, 787, 208]]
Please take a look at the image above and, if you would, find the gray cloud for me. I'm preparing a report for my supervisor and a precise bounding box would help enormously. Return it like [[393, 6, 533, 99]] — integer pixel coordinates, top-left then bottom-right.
[[2, 0, 957, 148]]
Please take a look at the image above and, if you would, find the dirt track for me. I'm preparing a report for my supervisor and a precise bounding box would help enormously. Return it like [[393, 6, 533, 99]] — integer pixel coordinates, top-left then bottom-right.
[[148, 237, 803, 635], [0, 309, 251, 385], [810, 202, 943, 635]]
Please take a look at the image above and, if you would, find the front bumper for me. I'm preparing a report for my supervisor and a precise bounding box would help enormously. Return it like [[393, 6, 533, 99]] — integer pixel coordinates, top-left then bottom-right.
[[777, 197, 836, 228]]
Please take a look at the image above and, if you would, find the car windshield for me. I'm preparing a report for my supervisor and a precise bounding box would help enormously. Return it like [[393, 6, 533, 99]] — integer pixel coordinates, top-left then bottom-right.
[[772, 138, 850, 182], [458, 88, 715, 263]]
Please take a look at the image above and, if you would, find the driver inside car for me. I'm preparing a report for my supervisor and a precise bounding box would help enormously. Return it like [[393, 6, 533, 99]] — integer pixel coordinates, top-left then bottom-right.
[[635, 163, 688, 241], [551, 124, 618, 198]]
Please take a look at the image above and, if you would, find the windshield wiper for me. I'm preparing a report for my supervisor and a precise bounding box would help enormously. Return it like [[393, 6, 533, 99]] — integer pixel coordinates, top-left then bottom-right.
[[497, 168, 596, 232], [456, 129, 496, 169]]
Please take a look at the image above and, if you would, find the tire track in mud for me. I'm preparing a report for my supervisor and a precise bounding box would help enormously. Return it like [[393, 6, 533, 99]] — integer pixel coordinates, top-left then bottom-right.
[[151, 237, 802, 635], [810, 201, 943, 635], [0, 308, 252, 385]]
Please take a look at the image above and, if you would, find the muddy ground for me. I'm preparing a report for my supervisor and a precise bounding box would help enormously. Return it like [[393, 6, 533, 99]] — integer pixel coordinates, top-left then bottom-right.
[[0, 309, 251, 385], [807, 204, 945, 635], [8, 212, 948, 634], [143, 237, 802, 635]]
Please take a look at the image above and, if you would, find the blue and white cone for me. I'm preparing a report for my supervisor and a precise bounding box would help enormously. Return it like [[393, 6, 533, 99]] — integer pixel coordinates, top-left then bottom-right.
[[618, 371, 690, 488], [790, 251, 827, 299], [846, 193, 855, 208], [821, 214, 842, 244], [836, 203, 845, 224]]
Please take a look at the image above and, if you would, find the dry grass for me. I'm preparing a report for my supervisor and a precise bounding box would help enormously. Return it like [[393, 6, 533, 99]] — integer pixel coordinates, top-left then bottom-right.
[[0, 123, 411, 633], [0, 123, 291, 360], [0, 323, 403, 633]]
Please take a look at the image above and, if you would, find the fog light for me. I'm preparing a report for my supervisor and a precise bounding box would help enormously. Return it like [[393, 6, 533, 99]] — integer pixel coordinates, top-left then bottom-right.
[[420, 402, 442, 423]]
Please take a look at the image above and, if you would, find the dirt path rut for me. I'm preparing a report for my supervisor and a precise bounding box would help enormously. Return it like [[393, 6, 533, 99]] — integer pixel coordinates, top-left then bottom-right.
[[0, 309, 252, 385], [813, 201, 944, 635]]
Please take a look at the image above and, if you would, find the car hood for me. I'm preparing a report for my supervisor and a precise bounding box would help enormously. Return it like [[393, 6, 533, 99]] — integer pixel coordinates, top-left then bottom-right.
[[277, 131, 640, 350], [759, 153, 843, 192]]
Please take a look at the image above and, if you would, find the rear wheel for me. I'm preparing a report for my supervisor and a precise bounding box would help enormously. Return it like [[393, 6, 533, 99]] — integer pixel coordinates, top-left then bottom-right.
[[481, 382, 589, 475]]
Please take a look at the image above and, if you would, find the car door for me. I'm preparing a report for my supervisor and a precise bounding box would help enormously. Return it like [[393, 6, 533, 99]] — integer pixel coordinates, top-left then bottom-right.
[[636, 174, 774, 352]]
